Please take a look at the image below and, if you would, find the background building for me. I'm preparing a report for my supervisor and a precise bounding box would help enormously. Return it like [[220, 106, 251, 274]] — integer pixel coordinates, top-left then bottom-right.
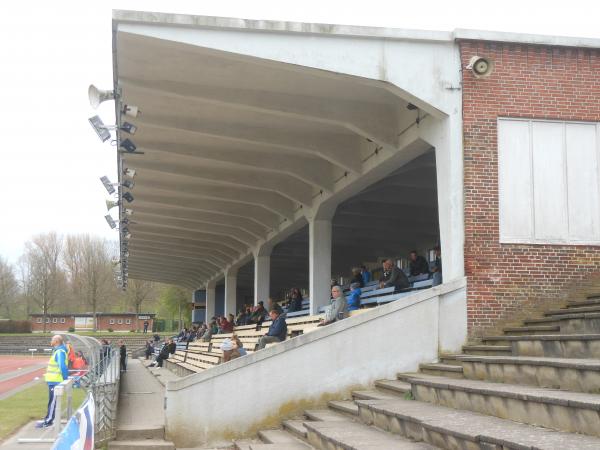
[[29, 312, 155, 332]]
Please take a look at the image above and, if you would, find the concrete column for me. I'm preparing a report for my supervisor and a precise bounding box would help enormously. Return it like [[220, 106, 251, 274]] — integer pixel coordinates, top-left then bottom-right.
[[206, 282, 216, 321], [254, 254, 271, 306], [309, 218, 332, 315], [224, 269, 238, 316]]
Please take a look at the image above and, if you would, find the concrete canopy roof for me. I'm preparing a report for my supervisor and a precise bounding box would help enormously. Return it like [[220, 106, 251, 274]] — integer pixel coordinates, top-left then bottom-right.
[[111, 10, 466, 290]]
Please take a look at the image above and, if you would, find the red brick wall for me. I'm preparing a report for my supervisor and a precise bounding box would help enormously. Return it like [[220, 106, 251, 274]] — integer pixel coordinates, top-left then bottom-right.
[[460, 41, 600, 338], [30, 316, 153, 332], [31, 316, 75, 332]]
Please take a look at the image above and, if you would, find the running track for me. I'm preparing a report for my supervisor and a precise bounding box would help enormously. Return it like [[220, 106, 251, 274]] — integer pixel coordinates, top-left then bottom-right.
[[0, 356, 47, 398]]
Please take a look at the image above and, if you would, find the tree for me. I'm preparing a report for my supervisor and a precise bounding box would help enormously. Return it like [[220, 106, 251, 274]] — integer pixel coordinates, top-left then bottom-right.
[[22, 232, 64, 332], [157, 285, 191, 330], [0, 257, 19, 318], [124, 279, 156, 330], [63, 235, 115, 331]]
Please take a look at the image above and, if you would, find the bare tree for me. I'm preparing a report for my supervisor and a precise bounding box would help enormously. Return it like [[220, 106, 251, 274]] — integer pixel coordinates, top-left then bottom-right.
[[22, 233, 64, 332], [0, 257, 19, 318], [63, 235, 114, 331], [125, 279, 155, 330]]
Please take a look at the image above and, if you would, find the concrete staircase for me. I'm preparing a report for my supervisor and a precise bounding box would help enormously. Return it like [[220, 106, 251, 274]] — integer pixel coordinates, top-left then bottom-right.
[[240, 293, 600, 449]]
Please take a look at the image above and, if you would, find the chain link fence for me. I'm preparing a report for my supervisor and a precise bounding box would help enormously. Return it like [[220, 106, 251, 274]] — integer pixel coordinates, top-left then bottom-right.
[[64, 333, 121, 447]]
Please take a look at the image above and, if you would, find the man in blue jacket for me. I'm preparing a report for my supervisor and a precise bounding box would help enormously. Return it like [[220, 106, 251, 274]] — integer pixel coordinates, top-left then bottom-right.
[[37, 335, 69, 428], [257, 310, 287, 349]]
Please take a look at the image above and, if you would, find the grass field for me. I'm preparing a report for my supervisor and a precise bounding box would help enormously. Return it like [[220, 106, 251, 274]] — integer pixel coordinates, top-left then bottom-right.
[[0, 381, 86, 441]]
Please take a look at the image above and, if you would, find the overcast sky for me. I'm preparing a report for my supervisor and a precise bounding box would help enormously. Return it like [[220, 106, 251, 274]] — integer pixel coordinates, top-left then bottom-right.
[[1, 0, 599, 265]]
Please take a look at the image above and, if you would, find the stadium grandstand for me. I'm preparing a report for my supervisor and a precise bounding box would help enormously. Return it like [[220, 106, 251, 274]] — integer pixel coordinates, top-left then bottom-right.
[[97, 9, 600, 449]]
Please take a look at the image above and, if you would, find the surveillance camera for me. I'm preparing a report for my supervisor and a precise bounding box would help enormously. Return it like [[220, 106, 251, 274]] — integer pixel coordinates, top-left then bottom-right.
[[466, 55, 494, 78], [124, 208, 134, 216], [123, 104, 140, 118]]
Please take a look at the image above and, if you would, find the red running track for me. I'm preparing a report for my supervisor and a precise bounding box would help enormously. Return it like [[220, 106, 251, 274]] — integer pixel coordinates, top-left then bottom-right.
[[0, 356, 46, 375], [0, 367, 46, 395], [0, 356, 47, 397]]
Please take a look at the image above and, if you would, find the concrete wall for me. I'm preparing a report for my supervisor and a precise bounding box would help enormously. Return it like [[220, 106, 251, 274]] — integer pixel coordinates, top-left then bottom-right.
[[164, 278, 466, 446], [460, 41, 600, 337]]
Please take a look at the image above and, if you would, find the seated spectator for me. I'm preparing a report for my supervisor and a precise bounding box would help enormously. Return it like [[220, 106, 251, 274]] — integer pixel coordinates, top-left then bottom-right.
[[409, 250, 430, 277], [257, 310, 288, 349], [347, 282, 362, 311], [318, 285, 348, 326], [219, 315, 234, 334], [144, 340, 154, 360], [361, 265, 372, 284], [379, 259, 410, 290], [153, 333, 161, 343], [236, 308, 248, 326], [287, 288, 303, 313], [351, 267, 365, 288], [268, 297, 284, 316], [71, 351, 88, 377], [431, 246, 442, 286], [150, 338, 176, 368], [220, 339, 237, 362], [201, 320, 217, 342], [232, 334, 247, 357], [248, 301, 268, 324]]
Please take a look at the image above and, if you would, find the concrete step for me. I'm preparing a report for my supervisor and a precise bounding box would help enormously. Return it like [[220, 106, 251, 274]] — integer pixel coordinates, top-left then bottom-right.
[[108, 439, 175, 450], [327, 401, 359, 417], [282, 419, 308, 439], [305, 409, 352, 422], [398, 372, 600, 437], [116, 426, 165, 440], [461, 344, 511, 356], [354, 396, 600, 450], [375, 379, 411, 395], [250, 444, 311, 450], [303, 420, 437, 450], [438, 354, 461, 366], [456, 354, 600, 392], [419, 363, 463, 378], [483, 333, 600, 358], [503, 325, 560, 335], [567, 298, 600, 308], [546, 304, 600, 316], [258, 429, 307, 445], [352, 389, 400, 401]]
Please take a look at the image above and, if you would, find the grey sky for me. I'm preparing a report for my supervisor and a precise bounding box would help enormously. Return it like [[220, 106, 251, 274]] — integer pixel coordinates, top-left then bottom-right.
[[1, 0, 599, 264]]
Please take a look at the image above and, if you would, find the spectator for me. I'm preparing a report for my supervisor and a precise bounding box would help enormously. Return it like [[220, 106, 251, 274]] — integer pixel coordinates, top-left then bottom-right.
[[118, 340, 127, 372], [219, 315, 234, 334], [257, 310, 288, 349], [153, 333, 161, 343], [248, 301, 267, 324], [287, 288, 303, 313], [351, 267, 365, 288], [71, 351, 88, 377], [268, 297, 284, 316], [36, 335, 68, 428], [318, 285, 348, 327], [347, 282, 362, 311], [361, 265, 372, 284], [143, 320, 149, 333], [409, 250, 430, 277], [65, 340, 76, 370], [236, 308, 248, 326], [431, 246, 442, 286], [150, 338, 176, 368], [220, 338, 237, 362], [144, 340, 154, 360], [379, 259, 410, 290], [232, 334, 247, 357], [201, 320, 217, 342], [330, 278, 338, 289]]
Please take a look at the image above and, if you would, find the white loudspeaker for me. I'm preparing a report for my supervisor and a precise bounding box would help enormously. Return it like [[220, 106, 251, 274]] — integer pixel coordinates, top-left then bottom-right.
[[466, 55, 494, 78], [88, 84, 115, 109]]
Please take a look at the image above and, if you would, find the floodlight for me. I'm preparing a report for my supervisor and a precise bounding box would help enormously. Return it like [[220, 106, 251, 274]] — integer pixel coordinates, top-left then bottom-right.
[[122, 104, 140, 118], [124, 208, 134, 216], [121, 122, 137, 135], [104, 214, 117, 229], [124, 168, 136, 178], [122, 192, 134, 203], [88, 85, 115, 109], [106, 199, 119, 211], [122, 179, 134, 189], [89, 115, 111, 143], [120, 139, 137, 153], [100, 176, 115, 195]]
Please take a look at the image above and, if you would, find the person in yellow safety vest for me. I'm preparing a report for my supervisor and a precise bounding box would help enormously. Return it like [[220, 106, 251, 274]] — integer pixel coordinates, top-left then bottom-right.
[[36, 335, 69, 428]]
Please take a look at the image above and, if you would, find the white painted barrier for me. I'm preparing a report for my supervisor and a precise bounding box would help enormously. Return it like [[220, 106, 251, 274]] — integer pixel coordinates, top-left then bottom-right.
[[165, 277, 467, 446]]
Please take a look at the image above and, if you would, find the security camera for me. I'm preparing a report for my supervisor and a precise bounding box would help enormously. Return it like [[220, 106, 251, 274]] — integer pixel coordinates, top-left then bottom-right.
[[124, 208, 134, 216], [122, 104, 140, 118], [466, 55, 494, 78]]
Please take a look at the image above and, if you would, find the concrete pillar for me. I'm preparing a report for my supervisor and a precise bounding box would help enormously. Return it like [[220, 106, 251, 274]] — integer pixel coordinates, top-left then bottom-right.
[[254, 254, 271, 306], [206, 282, 216, 321], [309, 218, 332, 315], [224, 269, 238, 316]]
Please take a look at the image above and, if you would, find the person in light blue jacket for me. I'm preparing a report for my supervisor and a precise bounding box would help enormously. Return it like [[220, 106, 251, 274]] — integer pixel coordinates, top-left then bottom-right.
[[37, 335, 69, 428], [347, 282, 362, 311]]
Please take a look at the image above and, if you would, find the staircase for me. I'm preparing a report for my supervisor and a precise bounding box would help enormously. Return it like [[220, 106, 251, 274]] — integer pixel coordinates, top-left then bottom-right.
[[238, 293, 600, 449]]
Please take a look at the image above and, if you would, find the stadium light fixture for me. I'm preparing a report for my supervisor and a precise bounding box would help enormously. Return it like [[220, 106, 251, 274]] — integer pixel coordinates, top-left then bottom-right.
[[120, 138, 137, 153], [122, 179, 134, 190], [121, 122, 137, 135], [122, 192, 134, 203], [104, 214, 117, 229], [100, 176, 116, 195], [88, 115, 112, 143]]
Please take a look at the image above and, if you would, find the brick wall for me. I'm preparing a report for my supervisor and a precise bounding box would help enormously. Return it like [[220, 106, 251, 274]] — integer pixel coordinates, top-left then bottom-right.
[[30, 315, 153, 332], [460, 41, 600, 338]]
